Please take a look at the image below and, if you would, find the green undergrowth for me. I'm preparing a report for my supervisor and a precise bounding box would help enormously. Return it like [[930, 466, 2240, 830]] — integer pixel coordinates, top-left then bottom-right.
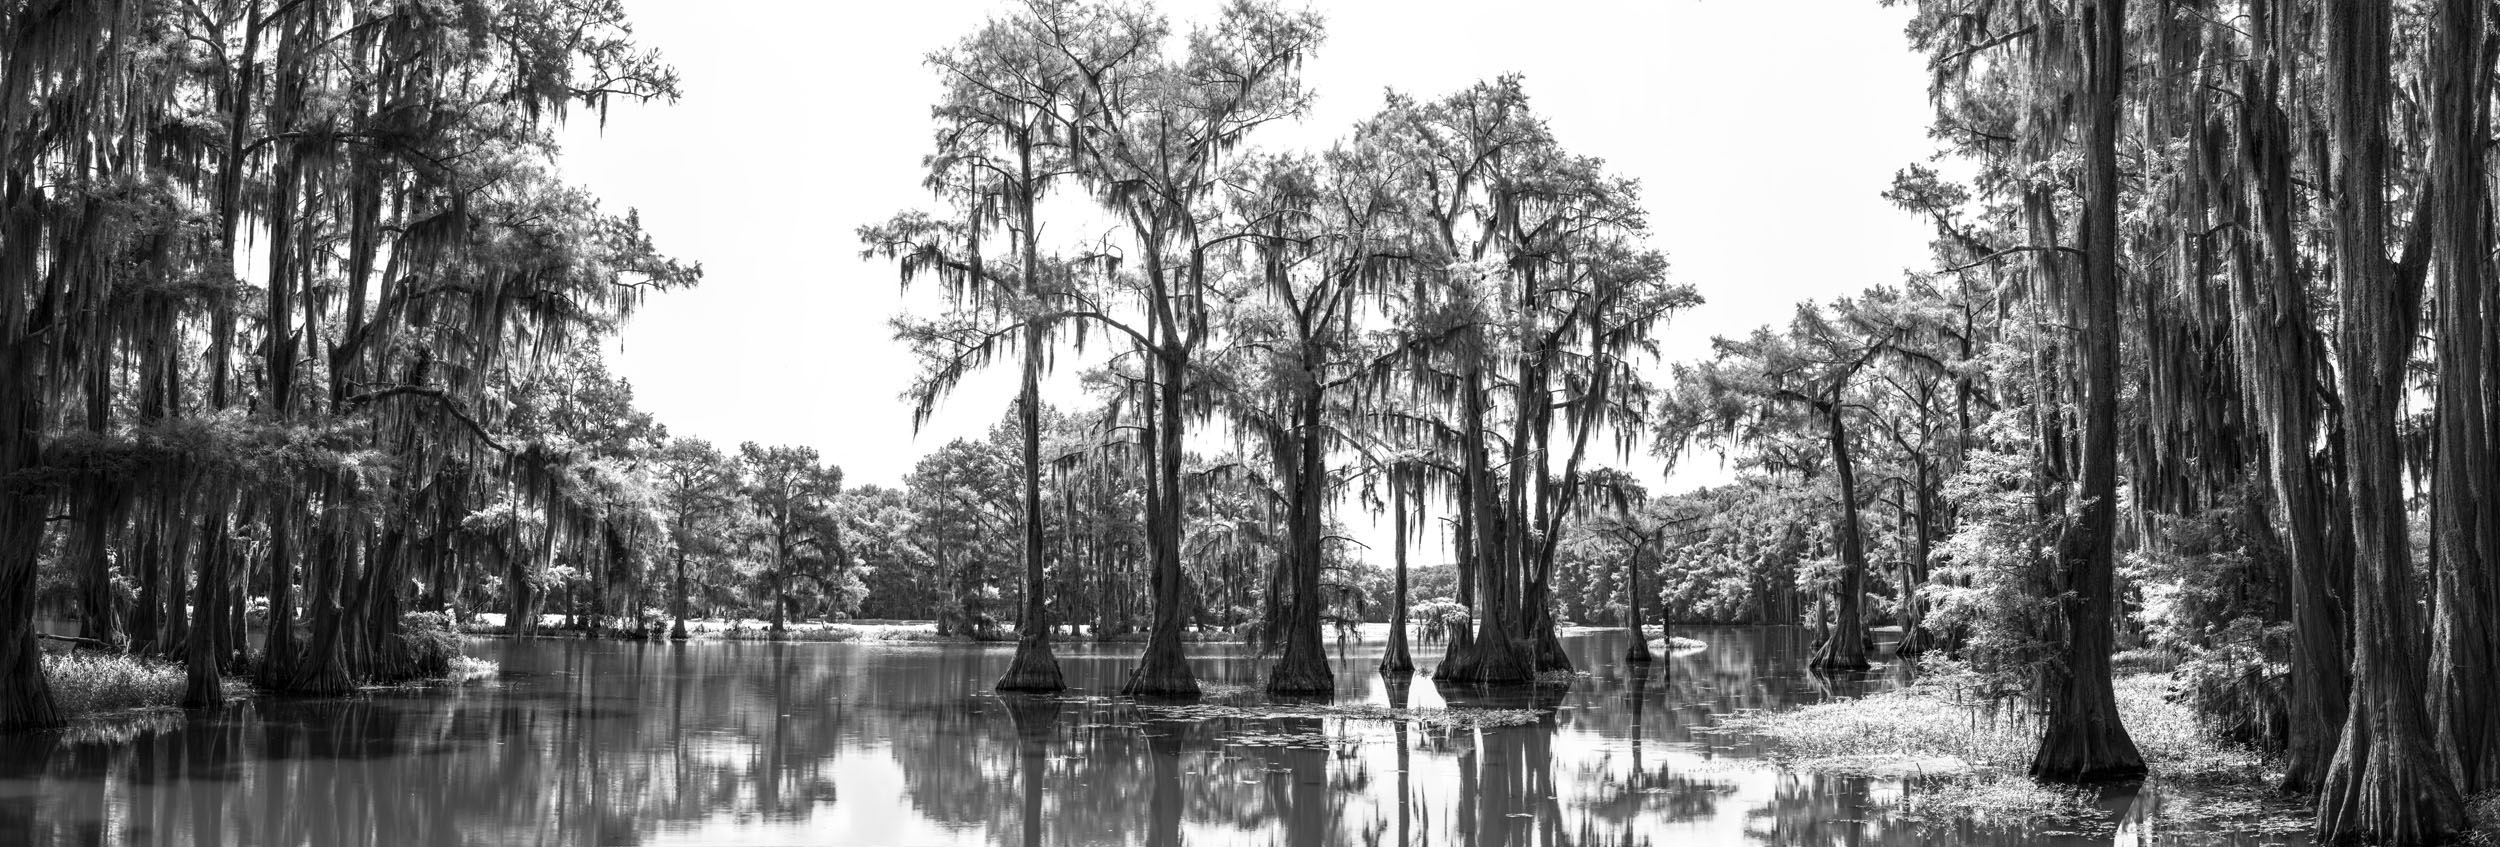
[[1710, 669, 2294, 832], [40, 652, 245, 718], [2468, 792, 2500, 846], [39, 622, 495, 722], [448, 655, 500, 682]]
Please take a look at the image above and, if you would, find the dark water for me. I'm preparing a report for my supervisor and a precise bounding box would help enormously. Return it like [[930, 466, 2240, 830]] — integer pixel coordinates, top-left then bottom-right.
[[0, 627, 2300, 846]]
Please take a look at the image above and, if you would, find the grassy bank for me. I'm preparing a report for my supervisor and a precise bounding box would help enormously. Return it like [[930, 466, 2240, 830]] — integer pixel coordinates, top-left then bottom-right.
[[36, 617, 499, 724], [36, 651, 501, 722], [1712, 671, 2280, 830], [1714, 669, 2500, 840], [38, 653, 245, 718]]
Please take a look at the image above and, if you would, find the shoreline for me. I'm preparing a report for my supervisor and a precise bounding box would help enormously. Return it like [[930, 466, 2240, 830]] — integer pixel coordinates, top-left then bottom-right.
[[455, 618, 1726, 647], [32, 650, 500, 729], [1710, 669, 2500, 840]]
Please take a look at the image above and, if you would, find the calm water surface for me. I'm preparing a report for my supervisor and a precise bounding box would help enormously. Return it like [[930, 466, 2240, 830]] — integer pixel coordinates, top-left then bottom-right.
[[0, 627, 2301, 846]]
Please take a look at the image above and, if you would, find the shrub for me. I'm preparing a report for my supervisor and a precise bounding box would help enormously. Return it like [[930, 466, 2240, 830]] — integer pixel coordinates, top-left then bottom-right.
[[390, 611, 462, 681], [41, 652, 191, 716]]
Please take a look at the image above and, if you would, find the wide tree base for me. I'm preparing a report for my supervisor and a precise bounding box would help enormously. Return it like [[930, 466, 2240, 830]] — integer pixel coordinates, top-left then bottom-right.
[[2029, 721, 2148, 783], [1529, 626, 1574, 673], [181, 652, 224, 710], [995, 637, 1066, 693], [1381, 625, 1414, 675], [1808, 634, 1873, 671], [0, 632, 62, 729], [1895, 626, 1934, 659], [1122, 639, 1201, 699], [1434, 632, 1534, 685], [2315, 736, 2466, 845], [283, 662, 358, 697], [1121, 668, 1201, 698], [1266, 659, 1334, 696]]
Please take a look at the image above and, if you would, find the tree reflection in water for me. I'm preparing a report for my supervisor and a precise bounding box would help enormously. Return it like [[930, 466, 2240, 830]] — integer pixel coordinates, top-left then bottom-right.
[[0, 627, 2304, 846]]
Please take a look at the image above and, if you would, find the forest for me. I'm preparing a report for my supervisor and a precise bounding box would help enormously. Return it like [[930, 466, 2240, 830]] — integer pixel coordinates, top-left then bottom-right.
[[5, 0, 2499, 845]]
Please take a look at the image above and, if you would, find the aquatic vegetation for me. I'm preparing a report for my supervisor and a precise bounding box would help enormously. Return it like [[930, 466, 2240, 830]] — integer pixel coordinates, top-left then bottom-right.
[[40, 652, 242, 717], [449, 656, 500, 683], [1714, 671, 2288, 828]]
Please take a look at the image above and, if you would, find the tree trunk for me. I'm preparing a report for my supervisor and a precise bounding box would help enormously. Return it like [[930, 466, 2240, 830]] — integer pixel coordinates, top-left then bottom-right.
[[1381, 470, 1415, 675], [1437, 367, 1532, 685], [1123, 347, 1199, 697], [287, 507, 357, 695], [998, 155, 1062, 692], [183, 494, 230, 708], [2314, 0, 2469, 838], [1268, 390, 1333, 696], [2233, 0, 2349, 792], [1895, 465, 1936, 658], [0, 308, 54, 726], [72, 426, 121, 649], [1625, 537, 1655, 664], [1811, 402, 1871, 671], [670, 546, 690, 640], [998, 340, 1065, 692], [2030, 0, 2146, 783], [2422, 0, 2500, 796]]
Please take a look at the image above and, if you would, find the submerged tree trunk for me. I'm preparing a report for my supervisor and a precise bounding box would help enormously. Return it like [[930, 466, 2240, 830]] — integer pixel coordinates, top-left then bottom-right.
[[183, 493, 231, 708], [1437, 367, 1533, 685], [997, 145, 1063, 692], [1268, 392, 1333, 696], [1895, 466, 1937, 658], [2030, 0, 2146, 784], [1380, 470, 1415, 675], [1811, 401, 1871, 671], [999, 344, 1065, 692], [2314, 0, 2468, 839], [670, 546, 690, 641], [1123, 348, 1199, 698], [1624, 536, 1655, 664]]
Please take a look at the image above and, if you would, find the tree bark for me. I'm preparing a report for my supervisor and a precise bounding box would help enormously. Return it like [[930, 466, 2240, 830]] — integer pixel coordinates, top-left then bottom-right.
[[2314, 0, 2469, 839], [2231, 0, 2350, 792], [1268, 391, 1334, 695], [1811, 401, 1871, 671], [2029, 0, 2147, 783], [998, 332, 1065, 691], [1437, 366, 1533, 685], [998, 142, 1064, 693], [2422, 0, 2500, 796], [1123, 347, 1199, 697], [1380, 469, 1416, 675], [1624, 534, 1655, 664]]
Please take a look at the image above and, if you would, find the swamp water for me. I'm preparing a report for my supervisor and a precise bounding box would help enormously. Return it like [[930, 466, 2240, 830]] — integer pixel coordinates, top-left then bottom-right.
[[0, 626, 2303, 846]]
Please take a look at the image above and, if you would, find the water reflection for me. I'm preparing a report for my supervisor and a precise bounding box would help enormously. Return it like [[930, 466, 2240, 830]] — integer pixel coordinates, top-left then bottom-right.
[[0, 627, 2300, 846]]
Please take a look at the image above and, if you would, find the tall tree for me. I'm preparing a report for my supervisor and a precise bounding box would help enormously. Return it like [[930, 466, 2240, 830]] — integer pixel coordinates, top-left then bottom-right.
[[656, 438, 739, 640], [2421, 0, 2500, 795], [2024, 0, 2144, 784], [2314, 0, 2467, 838], [739, 444, 843, 635]]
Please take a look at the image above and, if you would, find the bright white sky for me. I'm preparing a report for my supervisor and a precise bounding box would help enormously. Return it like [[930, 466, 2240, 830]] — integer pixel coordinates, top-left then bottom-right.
[[554, 0, 1946, 526]]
